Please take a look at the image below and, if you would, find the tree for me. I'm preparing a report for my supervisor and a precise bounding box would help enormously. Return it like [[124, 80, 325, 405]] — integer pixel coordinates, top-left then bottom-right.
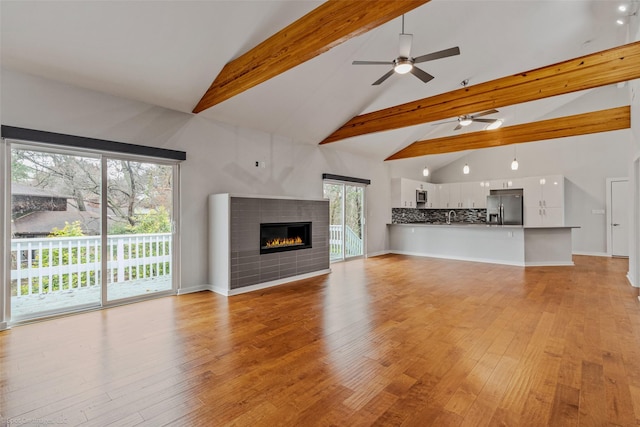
[[11, 149, 172, 234]]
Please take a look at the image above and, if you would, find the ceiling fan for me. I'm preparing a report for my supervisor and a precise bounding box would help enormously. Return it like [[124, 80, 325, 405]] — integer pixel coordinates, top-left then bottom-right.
[[433, 109, 502, 131], [352, 15, 460, 86]]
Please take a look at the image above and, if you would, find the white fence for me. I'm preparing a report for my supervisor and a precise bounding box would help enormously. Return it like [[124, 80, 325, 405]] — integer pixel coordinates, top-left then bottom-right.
[[329, 224, 363, 259], [10, 233, 171, 297]]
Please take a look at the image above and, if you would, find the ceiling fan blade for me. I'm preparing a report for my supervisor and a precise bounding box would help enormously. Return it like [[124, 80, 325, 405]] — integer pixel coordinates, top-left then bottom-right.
[[353, 60, 394, 65], [410, 66, 434, 83], [473, 118, 496, 123], [453, 124, 463, 131], [372, 69, 395, 85], [399, 33, 413, 58], [413, 46, 461, 64], [471, 109, 499, 118]]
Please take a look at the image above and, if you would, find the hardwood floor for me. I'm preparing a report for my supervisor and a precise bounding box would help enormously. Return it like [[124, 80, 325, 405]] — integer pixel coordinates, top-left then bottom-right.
[[1, 255, 638, 426]]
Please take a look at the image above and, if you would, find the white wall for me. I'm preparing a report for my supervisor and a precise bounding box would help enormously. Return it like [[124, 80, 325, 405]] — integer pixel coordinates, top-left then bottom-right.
[[627, 21, 640, 287], [0, 69, 391, 293]]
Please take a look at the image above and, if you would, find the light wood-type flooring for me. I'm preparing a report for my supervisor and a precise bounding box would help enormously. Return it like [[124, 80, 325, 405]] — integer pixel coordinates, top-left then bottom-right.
[[1, 255, 638, 426]]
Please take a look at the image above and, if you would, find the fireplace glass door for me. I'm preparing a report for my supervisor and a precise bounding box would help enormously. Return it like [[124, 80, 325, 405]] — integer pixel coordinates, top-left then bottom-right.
[[323, 182, 365, 261]]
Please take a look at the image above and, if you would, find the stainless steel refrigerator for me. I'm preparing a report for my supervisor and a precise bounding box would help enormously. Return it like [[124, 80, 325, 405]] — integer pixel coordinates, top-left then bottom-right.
[[486, 194, 523, 225]]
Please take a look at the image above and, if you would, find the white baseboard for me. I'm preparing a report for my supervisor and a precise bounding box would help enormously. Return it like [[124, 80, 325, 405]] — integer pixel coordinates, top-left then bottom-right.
[[388, 250, 526, 267], [524, 261, 574, 267], [177, 285, 212, 295], [0, 321, 8, 331], [211, 269, 332, 297], [628, 273, 636, 287], [572, 251, 609, 257], [366, 251, 390, 258]]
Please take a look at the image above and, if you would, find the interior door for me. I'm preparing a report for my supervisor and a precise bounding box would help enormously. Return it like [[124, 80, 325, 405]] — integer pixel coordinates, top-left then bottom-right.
[[611, 179, 629, 257]]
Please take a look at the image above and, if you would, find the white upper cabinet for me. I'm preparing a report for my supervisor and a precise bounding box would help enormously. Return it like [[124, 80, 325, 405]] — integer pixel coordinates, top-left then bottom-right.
[[391, 178, 427, 209], [460, 181, 490, 209], [489, 178, 524, 190], [522, 175, 565, 226], [436, 183, 461, 208], [424, 182, 438, 208]]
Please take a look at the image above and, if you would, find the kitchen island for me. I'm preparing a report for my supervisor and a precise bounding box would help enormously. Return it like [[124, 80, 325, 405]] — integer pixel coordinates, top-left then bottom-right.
[[388, 223, 578, 267]]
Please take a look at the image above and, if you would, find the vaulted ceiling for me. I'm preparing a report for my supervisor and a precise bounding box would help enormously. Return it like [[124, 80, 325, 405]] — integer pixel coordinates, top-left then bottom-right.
[[1, 1, 637, 171]]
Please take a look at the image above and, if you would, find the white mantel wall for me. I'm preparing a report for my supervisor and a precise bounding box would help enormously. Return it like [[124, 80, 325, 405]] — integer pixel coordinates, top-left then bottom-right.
[[0, 68, 390, 294]]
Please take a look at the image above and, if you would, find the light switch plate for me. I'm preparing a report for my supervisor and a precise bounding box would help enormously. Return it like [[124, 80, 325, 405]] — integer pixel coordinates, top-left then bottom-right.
[[592, 209, 605, 215]]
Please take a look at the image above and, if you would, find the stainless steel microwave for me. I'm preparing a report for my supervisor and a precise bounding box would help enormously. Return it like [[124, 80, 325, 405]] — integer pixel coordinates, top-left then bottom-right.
[[416, 190, 427, 203]]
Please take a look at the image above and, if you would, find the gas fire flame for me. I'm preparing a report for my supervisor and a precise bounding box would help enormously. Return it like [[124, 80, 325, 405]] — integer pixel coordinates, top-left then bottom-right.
[[265, 236, 303, 248]]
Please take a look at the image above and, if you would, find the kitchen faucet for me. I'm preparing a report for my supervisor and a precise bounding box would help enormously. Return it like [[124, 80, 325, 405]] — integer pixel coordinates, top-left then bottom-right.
[[446, 210, 457, 224]]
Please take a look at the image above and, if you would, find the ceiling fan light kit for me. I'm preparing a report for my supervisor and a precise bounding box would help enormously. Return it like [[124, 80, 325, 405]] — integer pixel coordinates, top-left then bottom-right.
[[432, 108, 501, 131], [393, 58, 413, 74], [486, 119, 503, 130]]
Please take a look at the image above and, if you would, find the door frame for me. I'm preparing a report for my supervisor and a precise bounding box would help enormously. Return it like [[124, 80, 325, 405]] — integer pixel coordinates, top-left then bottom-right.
[[323, 179, 367, 262], [0, 139, 7, 330], [606, 177, 629, 257], [3, 139, 181, 325]]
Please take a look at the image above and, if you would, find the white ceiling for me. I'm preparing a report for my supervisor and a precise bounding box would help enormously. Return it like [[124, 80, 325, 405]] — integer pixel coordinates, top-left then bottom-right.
[[0, 0, 635, 171]]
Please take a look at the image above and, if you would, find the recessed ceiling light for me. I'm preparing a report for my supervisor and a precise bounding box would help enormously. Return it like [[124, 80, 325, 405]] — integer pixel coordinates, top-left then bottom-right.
[[616, 18, 625, 25], [619, 4, 628, 12]]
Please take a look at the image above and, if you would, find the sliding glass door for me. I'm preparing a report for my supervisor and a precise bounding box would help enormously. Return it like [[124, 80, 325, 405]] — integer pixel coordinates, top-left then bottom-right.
[[106, 158, 173, 301], [7, 143, 177, 322], [324, 181, 365, 261]]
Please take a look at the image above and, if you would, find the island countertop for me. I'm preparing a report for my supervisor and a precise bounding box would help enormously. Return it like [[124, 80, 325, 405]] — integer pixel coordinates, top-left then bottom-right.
[[387, 223, 577, 267], [388, 222, 579, 229]]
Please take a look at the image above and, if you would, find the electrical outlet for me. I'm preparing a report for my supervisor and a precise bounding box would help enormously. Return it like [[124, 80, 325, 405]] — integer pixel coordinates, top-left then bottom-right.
[[255, 161, 259, 167]]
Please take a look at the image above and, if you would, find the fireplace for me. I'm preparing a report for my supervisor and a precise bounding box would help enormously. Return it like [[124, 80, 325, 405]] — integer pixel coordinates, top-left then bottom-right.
[[260, 222, 312, 254]]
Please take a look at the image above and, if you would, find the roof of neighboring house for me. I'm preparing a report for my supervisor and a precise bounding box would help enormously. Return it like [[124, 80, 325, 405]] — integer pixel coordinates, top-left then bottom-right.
[[12, 206, 101, 236], [12, 200, 125, 236], [11, 183, 69, 199]]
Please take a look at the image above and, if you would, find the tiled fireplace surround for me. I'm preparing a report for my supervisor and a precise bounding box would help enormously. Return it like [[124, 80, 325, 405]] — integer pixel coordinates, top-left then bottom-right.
[[209, 194, 330, 295]]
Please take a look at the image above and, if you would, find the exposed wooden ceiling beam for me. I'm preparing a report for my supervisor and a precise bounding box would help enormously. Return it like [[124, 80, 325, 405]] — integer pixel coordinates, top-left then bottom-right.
[[192, 0, 429, 113], [320, 41, 640, 145], [385, 106, 630, 160]]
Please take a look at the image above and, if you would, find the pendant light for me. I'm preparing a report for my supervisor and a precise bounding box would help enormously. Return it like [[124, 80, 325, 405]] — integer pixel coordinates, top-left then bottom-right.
[[511, 145, 519, 170], [422, 166, 429, 177], [463, 163, 470, 174]]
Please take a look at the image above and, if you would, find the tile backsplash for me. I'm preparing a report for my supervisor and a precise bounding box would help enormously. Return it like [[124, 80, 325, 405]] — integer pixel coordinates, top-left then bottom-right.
[[391, 208, 487, 224]]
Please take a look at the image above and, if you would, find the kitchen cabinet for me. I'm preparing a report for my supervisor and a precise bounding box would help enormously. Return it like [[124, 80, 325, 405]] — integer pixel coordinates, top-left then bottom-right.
[[490, 178, 523, 190], [424, 183, 439, 208], [436, 183, 463, 208], [446, 183, 462, 208], [391, 178, 427, 209], [460, 181, 490, 208], [522, 175, 564, 226]]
